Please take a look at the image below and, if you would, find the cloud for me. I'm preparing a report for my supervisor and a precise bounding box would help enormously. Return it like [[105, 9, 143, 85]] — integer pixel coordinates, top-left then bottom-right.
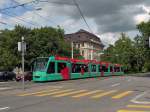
[[0, 0, 9, 8], [1, 0, 150, 46], [98, 33, 120, 47], [2, 0, 150, 33]]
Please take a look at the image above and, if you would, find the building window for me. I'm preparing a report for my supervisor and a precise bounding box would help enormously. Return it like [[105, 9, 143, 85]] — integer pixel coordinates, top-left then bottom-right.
[[82, 42, 84, 47], [73, 43, 76, 48], [78, 44, 80, 48], [82, 50, 84, 56]]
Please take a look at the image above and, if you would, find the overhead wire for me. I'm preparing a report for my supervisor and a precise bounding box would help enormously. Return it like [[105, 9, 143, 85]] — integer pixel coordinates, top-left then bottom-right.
[[0, 0, 42, 27], [0, 21, 7, 25], [72, 0, 93, 34], [1, 0, 72, 31], [0, 0, 37, 11], [0, 12, 24, 28], [39, 0, 75, 6], [25, 0, 74, 32], [13, 0, 57, 25], [0, 0, 94, 34], [0, 11, 39, 27], [36, 0, 85, 32]]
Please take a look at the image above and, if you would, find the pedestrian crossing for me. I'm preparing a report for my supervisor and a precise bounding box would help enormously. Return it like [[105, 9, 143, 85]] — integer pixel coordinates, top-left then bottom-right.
[[53, 90, 87, 97], [72, 90, 102, 98], [117, 104, 150, 112], [91, 90, 117, 99], [17, 88, 135, 100], [112, 91, 133, 99]]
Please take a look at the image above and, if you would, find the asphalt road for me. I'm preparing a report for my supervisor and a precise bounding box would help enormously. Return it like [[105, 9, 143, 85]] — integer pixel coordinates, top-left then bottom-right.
[[0, 76, 150, 112]]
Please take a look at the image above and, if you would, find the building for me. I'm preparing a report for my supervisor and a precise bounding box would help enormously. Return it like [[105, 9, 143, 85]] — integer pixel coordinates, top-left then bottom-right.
[[65, 29, 104, 60]]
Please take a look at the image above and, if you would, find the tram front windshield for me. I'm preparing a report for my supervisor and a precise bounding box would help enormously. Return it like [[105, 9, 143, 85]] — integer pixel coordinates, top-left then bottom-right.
[[33, 58, 49, 72]]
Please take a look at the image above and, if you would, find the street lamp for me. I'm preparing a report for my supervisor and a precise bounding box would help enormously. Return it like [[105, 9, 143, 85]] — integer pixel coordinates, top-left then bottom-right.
[[21, 36, 25, 90], [71, 41, 74, 59], [18, 36, 26, 90]]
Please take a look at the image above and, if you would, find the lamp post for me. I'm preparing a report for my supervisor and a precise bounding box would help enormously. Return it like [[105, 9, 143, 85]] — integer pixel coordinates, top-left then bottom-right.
[[71, 41, 74, 59], [21, 36, 25, 90], [18, 36, 26, 90]]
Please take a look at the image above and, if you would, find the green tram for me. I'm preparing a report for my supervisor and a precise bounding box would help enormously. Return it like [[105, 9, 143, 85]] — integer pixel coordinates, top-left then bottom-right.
[[32, 56, 124, 82]]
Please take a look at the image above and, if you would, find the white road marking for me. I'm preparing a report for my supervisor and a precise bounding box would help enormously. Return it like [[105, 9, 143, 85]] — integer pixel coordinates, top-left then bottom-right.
[[0, 82, 8, 84], [46, 86, 63, 88], [0, 87, 11, 90], [111, 83, 120, 87], [0, 107, 9, 111], [127, 79, 131, 82], [131, 91, 150, 104]]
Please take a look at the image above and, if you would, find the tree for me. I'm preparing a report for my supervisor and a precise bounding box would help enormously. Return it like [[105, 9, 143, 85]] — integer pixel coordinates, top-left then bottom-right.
[[101, 33, 137, 73], [136, 21, 150, 71], [0, 25, 81, 71]]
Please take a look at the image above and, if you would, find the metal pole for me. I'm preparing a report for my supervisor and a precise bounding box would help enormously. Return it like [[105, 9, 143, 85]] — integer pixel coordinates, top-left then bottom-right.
[[148, 37, 150, 48], [71, 42, 74, 59], [91, 46, 93, 60], [21, 36, 25, 90]]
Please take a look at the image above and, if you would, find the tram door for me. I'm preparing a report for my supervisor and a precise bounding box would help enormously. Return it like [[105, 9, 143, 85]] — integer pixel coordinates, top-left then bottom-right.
[[98, 65, 103, 77], [110, 66, 114, 75], [100, 65, 104, 76], [58, 62, 70, 80]]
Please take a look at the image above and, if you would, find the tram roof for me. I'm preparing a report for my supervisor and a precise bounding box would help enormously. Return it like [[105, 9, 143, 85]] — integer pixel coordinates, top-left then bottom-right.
[[54, 56, 112, 65]]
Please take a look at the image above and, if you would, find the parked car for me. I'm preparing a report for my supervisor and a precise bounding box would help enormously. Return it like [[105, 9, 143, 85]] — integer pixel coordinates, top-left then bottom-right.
[[0, 71, 16, 81], [0, 72, 4, 81]]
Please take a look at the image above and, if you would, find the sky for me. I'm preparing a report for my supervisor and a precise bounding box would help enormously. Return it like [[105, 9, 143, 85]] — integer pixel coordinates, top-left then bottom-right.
[[0, 0, 150, 46]]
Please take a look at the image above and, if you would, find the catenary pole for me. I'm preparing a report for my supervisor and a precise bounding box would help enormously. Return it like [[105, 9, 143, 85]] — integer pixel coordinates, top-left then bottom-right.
[[21, 36, 25, 90], [71, 42, 74, 59]]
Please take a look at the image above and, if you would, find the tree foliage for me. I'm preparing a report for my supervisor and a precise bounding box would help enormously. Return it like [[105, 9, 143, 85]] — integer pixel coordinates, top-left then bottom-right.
[[0, 25, 82, 71], [102, 21, 150, 73]]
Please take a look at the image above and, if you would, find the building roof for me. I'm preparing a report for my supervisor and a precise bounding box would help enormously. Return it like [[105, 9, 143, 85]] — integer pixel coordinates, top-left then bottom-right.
[[65, 29, 104, 48]]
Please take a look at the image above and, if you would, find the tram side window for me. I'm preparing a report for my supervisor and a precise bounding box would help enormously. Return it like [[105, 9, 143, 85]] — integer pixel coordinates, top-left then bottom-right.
[[47, 62, 55, 74], [118, 67, 120, 72], [98, 65, 101, 72], [91, 65, 96, 72], [82, 64, 88, 72], [110, 66, 113, 72], [114, 67, 117, 72], [121, 67, 124, 72], [102, 65, 108, 72], [72, 64, 80, 73], [118, 67, 121, 72], [72, 64, 88, 73], [114, 67, 120, 72], [58, 62, 66, 73]]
